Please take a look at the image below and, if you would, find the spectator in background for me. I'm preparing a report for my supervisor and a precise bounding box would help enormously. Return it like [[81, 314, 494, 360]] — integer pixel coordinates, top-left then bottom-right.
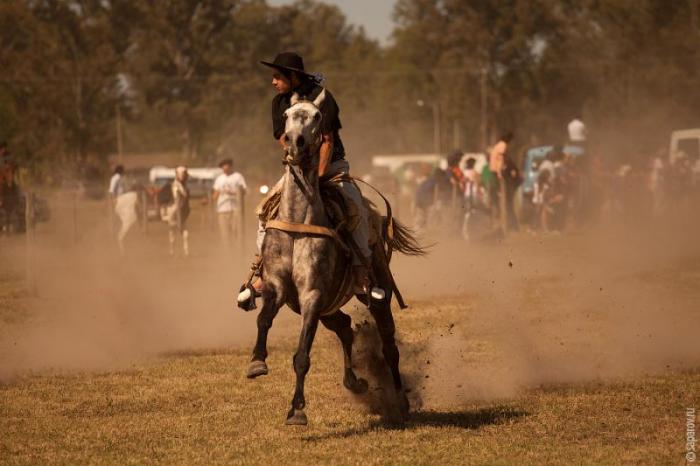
[[447, 150, 466, 193], [462, 157, 481, 207], [108, 164, 126, 239], [567, 117, 587, 151], [502, 150, 522, 232], [414, 166, 450, 235], [538, 145, 565, 182], [649, 152, 665, 216], [1, 141, 18, 189], [109, 165, 125, 201], [447, 150, 466, 233], [0, 141, 12, 170], [536, 146, 569, 232], [0, 141, 20, 233], [541, 171, 569, 233], [212, 158, 247, 248], [488, 131, 514, 233]]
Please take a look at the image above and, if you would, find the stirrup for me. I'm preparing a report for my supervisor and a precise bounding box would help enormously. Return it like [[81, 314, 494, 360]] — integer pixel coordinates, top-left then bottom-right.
[[370, 287, 386, 301], [355, 283, 386, 301], [237, 283, 260, 312]]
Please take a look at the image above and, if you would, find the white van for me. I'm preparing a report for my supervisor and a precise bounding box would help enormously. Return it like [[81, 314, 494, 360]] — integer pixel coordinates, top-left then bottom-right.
[[149, 166, 223, 198], [670, 129, 700, 186]]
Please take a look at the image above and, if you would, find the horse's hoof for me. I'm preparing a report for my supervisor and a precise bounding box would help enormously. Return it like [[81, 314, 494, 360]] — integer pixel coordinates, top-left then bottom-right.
[[285, 409, 308, 426], [246, 360, 268, 379], [344, 376, 369, 394]]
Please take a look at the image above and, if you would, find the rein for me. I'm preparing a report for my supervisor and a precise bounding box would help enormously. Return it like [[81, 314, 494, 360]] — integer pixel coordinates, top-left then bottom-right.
[[265, 219, 350, 254], [267, 150, 349, 254], [286, 162, 316, 204]]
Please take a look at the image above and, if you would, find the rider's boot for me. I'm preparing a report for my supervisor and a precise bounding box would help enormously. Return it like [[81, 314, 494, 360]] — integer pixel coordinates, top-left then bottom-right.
[[237, 278, 262, 311], [352, 264, 385, 301], [237, 256, 263, 311]]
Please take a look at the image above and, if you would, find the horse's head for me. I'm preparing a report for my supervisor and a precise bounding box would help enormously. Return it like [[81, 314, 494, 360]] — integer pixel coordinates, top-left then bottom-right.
[[283, 89, 326, 167]]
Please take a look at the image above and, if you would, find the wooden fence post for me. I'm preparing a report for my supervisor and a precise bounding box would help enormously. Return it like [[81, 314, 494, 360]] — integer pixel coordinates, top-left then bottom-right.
[[140, 190, 148, 234], [24, 191, 36, 296], [72, 189, 79, 243], [238, 186, 246, 251]]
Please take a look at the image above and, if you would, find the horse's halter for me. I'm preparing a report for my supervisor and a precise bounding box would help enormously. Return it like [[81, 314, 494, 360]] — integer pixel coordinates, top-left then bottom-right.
[[282, 89, 326, 203], [282, 89, 326, 167]]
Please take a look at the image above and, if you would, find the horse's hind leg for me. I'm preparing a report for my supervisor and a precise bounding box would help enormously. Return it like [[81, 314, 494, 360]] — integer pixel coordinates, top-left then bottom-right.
[[168, 228, 176, 256], [364, 251, 410, 420], [320, 310, 368, 394], [248, 286, 281, 379], [368, 300, 410, 420]]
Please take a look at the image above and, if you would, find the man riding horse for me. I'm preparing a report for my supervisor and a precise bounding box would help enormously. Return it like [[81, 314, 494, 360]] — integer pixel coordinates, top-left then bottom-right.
[[235, 53, 425, 425], [237, 52, 381, 309]]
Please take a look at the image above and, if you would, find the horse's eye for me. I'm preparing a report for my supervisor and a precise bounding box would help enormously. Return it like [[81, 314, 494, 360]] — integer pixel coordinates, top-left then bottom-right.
[[313, 113, 321, 121]]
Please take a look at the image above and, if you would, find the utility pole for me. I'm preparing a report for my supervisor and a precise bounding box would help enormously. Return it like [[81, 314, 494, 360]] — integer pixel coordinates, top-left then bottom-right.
[[115, 103, 124, 163], [479, 67, 488, 149], [432, 101, 441, 155], [418, 98, 441, 154], [452, 118, 461, 150]]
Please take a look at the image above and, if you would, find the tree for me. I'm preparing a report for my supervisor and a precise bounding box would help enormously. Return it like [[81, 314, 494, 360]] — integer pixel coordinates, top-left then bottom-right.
[[1, 0, 126, 179]]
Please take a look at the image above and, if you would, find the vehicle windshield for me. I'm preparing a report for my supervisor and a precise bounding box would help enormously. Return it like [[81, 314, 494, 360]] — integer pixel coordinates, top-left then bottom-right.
[[677, 138, 700, 161]]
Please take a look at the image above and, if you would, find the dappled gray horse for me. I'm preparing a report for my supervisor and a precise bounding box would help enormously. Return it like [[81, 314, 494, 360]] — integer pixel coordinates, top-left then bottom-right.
[[249, 90, 423, 425]]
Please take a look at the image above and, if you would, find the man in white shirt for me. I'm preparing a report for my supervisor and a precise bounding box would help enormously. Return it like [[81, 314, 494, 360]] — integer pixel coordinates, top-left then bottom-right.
[[212, 158, 247, 247], [109, 165, 125, 201], [567, 118, 587, 144], [108, 165, 126, 238]]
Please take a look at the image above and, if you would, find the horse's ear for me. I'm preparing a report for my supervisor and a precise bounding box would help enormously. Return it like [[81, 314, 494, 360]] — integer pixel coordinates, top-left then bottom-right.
[[290, 92, 300, 106], [312, 89, 326, 108]]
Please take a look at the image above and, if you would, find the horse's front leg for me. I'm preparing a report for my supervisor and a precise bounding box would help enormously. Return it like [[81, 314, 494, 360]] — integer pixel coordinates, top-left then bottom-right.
[[286, 290, 322, 426], [248, 283, 282, 378]]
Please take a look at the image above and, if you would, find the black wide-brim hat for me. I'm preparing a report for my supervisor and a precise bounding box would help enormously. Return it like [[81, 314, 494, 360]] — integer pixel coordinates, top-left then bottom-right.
[[260, 52, 313, 78]]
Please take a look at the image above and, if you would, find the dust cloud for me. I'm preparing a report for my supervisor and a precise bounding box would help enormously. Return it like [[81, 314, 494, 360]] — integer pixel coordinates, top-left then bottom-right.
[[0, 197, 269, 381], [1, 192, 699, 413], [388, 209, 700, 408]]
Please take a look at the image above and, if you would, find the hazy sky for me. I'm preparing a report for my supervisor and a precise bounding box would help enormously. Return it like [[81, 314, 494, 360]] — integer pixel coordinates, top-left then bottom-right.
[[267, 0, 396, 44]]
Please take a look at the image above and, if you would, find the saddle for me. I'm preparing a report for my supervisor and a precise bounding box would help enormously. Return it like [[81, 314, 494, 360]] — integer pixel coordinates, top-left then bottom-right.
[[256, 174, 361, 242], [250, 174, 406, 315]]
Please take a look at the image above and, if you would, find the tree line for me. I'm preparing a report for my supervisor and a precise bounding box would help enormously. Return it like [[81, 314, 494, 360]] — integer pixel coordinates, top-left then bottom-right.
[[1, 0, 698, 183]]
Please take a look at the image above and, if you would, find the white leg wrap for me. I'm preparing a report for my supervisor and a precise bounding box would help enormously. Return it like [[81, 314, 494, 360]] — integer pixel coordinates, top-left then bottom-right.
[[182, 229, 190, 256]]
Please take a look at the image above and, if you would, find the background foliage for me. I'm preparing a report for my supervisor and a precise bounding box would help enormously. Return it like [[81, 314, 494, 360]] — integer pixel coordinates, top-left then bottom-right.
[[1, 0, 698, 182]]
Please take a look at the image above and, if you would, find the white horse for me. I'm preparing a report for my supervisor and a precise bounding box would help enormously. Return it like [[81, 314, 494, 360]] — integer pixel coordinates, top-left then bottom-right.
[[162, 166, 190, 256]]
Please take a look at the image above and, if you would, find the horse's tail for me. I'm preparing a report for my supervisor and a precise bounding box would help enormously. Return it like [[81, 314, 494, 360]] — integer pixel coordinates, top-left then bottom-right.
[[383, 216, 428, 257]]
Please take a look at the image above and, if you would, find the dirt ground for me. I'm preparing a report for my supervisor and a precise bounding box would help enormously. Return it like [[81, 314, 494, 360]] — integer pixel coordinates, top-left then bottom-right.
[[0, 195, 699, 464]]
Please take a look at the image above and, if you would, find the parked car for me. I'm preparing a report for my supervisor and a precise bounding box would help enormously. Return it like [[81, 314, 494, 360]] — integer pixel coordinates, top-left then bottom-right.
[[148, 166, 222, 198], [669, 128, 700, 188]]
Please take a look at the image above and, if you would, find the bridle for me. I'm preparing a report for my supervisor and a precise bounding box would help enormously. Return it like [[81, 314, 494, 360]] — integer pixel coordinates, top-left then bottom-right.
[[282, 99, 324, 204], [285, 160, 316, 204]]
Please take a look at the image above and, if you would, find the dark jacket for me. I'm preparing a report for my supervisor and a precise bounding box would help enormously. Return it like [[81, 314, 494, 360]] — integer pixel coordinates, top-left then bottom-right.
[[271, 80, 345, 162]]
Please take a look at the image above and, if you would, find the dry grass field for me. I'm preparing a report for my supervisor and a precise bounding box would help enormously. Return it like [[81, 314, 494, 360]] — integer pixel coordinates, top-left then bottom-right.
[[1, 197, 699, 464]]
